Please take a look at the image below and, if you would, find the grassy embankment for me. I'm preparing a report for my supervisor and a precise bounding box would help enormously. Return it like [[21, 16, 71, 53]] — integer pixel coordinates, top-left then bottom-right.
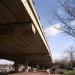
[[64, 70, 75, 75]]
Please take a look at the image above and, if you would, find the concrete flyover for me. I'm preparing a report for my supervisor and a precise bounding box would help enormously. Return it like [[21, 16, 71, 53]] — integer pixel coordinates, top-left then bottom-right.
[[0, 0, 52, 72]]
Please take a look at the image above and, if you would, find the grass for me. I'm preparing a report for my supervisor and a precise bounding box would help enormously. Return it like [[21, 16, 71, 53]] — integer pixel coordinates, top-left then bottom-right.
[[64, 70, 75, 75]]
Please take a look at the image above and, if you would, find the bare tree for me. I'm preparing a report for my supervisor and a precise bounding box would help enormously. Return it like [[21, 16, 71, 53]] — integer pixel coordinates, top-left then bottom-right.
[[64, 46, 75, 67], [59, 0, 75, 38], [53, 0, 75, 66], [49, 0, 75, 38]]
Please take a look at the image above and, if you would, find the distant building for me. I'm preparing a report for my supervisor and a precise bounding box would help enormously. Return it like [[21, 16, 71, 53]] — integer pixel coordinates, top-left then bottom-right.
[[0, 65, 14, 73]]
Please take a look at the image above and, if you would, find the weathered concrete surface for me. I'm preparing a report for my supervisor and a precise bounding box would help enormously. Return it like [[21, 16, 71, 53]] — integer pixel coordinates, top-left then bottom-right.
[[0, 0, 52, 65]]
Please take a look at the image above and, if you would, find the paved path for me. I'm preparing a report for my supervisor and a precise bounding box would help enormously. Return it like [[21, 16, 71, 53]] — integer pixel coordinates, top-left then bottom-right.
[[0, 72, 64, 75], [7, 72, 63, 75]]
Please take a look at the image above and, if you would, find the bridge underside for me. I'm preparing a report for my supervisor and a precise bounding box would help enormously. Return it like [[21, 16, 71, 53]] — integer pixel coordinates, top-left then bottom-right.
[[0, 0, 52, 66]]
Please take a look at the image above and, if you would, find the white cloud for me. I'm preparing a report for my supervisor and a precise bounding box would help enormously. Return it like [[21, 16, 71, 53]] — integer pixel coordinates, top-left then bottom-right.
[[45, 23, 61, 36], [52, 54, 62, 62], [70, 20, 75, 27]]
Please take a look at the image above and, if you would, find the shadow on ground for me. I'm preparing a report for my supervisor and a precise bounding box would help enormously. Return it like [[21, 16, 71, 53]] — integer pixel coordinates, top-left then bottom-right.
[[0, 73, 8, 75], [0, 72, 14, 75]]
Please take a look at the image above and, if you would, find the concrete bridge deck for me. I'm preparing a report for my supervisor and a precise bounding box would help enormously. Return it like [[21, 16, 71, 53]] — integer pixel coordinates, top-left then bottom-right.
[[0, 0, 52, 65], [0, 0, 52, 72]]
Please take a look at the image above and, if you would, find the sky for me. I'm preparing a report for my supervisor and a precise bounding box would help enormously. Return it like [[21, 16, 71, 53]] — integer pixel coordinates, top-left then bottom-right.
[[33, 0, 75, 61], [0, 0, 75, 64]]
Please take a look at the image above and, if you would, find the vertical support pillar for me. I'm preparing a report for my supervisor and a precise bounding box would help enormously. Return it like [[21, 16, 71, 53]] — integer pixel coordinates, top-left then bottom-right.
[[43, 65, 44, 71], [13, 61, 26, 73], [13, 62, 19, 72], [26, 56, 29, 72], [36, 64, 39, 71]]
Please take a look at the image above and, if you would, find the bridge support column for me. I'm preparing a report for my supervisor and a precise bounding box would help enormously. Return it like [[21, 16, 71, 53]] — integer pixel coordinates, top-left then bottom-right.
[[25, 56, 30, 72], [26, 57, 28, 72], [43, 65, 45, 71], [13, 61, 25, 73], [36, 64, 39, 71]]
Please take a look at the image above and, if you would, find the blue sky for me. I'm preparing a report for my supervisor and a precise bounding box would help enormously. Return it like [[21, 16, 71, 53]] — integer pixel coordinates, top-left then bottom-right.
[[34, 0, 75, 61]]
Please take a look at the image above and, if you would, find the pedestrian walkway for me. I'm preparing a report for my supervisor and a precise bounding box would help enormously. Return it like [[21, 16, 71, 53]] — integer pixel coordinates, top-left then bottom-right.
[[7, 72, 64, 75]]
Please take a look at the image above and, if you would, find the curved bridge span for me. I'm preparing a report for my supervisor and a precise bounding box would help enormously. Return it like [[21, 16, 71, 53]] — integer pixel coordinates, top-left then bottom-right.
[[0, 0, 52, 72]]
